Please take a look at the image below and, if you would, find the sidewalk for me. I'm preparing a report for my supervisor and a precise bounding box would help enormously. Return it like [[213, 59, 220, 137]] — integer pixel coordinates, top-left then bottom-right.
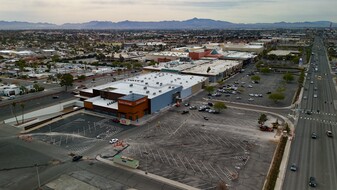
[[96, 155, 199, 190]]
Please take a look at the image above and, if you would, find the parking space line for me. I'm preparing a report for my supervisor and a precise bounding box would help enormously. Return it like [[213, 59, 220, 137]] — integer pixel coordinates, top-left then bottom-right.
[[184, 157, 196, 173], [176, 154, 188, 171], [149, 147, 157, 161], [162, 150, 173, 166], [217, 137, 230, 146], [201, 161, 214, 178], [192, 158, 204, 175], [208, 163, 224, 181], [169, 152, 180, 168], [217, 165, 232, 181], [156, 149, 165, 163]]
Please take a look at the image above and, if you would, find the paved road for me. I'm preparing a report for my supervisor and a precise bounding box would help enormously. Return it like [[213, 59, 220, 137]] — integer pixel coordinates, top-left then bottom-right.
[[283, 37, 337, 189]]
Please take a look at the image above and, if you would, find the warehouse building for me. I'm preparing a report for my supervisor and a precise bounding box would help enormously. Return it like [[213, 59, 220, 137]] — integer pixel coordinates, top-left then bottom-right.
[[80, 72, 208, 120]]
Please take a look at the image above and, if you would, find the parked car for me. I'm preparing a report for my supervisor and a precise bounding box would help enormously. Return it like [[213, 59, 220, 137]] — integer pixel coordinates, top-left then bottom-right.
[[236, 97, 242, 100], [326, 130, 333, 137], [203, 117, 209, 120], [313, 94, 317, 98], [311, 132, 317, 139], [52, 96, 59, 99], [248, 98, 254, 101], [109, 138, 119, 144], [72, 155, 83, 162], [112, 118, 120, 123], [189, 106, 197, 110], [208, 102, 214, 107], [309, 177, 317, 187], [181, 110, 189, 114], [248, 85, 253, 88], [184, 103, 190, 107], [290, 163, 297, 171]]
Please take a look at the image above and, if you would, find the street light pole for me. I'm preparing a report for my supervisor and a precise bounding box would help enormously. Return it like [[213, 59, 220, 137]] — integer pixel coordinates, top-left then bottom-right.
[[35, 164, 41, 188], [143, 152, 149, 174]]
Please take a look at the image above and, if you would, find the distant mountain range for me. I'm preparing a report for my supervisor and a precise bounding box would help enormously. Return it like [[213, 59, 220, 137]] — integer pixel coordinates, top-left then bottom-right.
[[0, 18, 335, 30]]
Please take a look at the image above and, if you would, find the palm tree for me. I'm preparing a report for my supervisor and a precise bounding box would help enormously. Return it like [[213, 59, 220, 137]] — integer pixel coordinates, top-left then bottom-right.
[[20, 103, 25, 124], [11, 102, 19, 124]]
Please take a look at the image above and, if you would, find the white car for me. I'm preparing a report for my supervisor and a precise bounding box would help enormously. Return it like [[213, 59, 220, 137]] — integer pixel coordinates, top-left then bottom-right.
[[248, 98, 254, 101], [109, 138, 118, 144], [248, 85, 253, 88], [249, 94, 254, 97], [303, 96, 307, 99], [313, 94, 317, 98]]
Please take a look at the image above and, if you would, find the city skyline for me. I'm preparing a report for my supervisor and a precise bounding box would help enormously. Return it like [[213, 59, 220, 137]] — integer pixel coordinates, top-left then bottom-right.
[[0, 0, 336, 24]]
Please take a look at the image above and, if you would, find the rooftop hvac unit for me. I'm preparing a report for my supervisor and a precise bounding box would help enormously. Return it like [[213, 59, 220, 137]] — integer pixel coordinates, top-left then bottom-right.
[[156, 82, 159, 84], [129, 91, 132, 93], [129, 84, 133, 87], [153, 92, 156, 95], [144, 86, 147, 89], [146, 91, 150, 94], [160, 83, 162, 86], [172, 86, 175, 89], [141, 80, 144, 82], [159, 90, 162, 93], [180, 82, 182, 84], [145, 82, 148, 85], [168, 86, 171, 89]]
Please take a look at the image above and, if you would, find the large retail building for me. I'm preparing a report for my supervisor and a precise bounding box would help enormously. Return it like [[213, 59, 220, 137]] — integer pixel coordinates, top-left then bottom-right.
[[80, 72, 208, 121]]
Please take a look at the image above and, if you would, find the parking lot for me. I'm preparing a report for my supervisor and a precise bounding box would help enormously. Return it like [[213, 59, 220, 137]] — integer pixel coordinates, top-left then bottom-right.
[[211, 64, 299, 107], [29, 112, 134, 154], [110, 105, 278, 190]]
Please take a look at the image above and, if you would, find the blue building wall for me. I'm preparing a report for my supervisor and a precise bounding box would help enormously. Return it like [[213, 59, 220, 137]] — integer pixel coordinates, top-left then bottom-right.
[[150, 86, 183, 113], [181, 87, 192, 99]]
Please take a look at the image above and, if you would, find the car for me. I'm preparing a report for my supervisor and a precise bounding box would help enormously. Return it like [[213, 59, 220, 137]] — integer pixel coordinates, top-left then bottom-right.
[[208, 102, 214, 107], [306, 110, 311, 115], [208, 109, 216, 113], [303, 96, 307, 100], [248, 98, 254, 101], [109, 138, 119, 144], [72, 155, 83, 162], [189, 106, 197, 110], [266, 91, 272, 94], [309, 177, 317, 187], [52, 96, 59, 99], [290, 163, 297, 171], [184, 103, 190, 107], [258, 94, 263, 97], [203, 117, 209, 120], [254, 94, 259, 97], [8, 95, 15, 100], [181, 110, 189, 114], [310, 81, 314, 84], [311, 132, 317, 139], [314, 87, 317, 91], [112, 118, 120, 123], [249, 94, 254, 97], [236, 97, 242, 100], [313, 94, 317, 98], [248, 85, 253, 88], [326, 130, 333, 137]]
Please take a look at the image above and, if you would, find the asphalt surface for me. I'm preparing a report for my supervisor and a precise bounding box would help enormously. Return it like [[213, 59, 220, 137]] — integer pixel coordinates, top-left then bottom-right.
[[283, 37, 337, 189]]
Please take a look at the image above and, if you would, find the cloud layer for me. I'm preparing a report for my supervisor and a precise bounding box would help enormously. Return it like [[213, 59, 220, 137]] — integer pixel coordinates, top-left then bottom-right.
[[0, 0, 335, 24]]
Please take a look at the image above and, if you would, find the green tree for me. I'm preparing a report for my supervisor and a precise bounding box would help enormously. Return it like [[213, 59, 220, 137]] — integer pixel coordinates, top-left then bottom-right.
[[205, 86, 215, 95], [269, 92, 285, 103], [283, 72, 294, 83], [258, 114, 268, 126], [60, 73, 74, 91], [255, 61, 264, 69], [292, 56, 300, 64], [213, 102, 227, 112], [251, 75, 261, 82], [16, 60, 26, 75], [260, 67, 271, 74], [78, 75, 86, 80]]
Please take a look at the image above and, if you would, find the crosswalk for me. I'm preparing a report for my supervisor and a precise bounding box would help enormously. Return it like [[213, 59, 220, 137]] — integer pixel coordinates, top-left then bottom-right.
[[299, 116, 337, 125], [300, 110, 337, 116]]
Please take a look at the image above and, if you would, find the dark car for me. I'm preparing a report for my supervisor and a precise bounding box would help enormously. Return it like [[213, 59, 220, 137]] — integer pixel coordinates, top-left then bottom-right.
[[72, 155, 83, 162], [52, 96, 59, 99], [306, 111, 311, 115], [181, 110, 189, 114], [203, 116, 209, 120], [311, 132, 317, 139], [184, 103, 190, 107], [309, 177, 317, 187], [208, 102, 214, 107], [112, 118, 120, 123], [290, 163, 297, 171], [266, 91, 272, 94]]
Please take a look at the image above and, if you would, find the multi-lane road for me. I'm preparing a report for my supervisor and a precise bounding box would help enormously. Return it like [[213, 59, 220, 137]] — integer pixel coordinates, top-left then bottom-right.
[[284, 37, 337, 189]]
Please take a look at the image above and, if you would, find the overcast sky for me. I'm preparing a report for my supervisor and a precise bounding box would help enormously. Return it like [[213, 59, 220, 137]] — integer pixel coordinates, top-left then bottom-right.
[[0, 0, 336, 24]]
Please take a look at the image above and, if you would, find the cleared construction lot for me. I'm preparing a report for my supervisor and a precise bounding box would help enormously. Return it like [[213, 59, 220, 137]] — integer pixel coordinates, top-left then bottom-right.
[[121, 106, 278, 190]]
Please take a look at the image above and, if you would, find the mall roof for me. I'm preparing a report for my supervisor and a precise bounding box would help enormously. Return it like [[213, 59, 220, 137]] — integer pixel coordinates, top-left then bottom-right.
[[148, 51, 189, 57], [182, 60, 241, 76], [222, 51, 257, 60], [119, 93, 146, 101], [143, 60, 209, 72], [82, 72, 207, 99], [268, 50, 300, 56]]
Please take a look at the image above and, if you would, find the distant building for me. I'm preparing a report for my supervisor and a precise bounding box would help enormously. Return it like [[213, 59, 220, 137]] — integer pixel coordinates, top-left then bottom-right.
[[221, 43, 264, 53], [145, 51, 189, 62]]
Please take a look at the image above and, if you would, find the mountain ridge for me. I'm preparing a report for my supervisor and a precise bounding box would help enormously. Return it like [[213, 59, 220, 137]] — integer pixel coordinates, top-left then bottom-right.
[[0, 18, 335, 30]]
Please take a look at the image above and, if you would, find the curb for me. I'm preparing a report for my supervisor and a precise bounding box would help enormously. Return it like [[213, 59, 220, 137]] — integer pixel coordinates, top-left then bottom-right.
[[96, 155, 199, 190]]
